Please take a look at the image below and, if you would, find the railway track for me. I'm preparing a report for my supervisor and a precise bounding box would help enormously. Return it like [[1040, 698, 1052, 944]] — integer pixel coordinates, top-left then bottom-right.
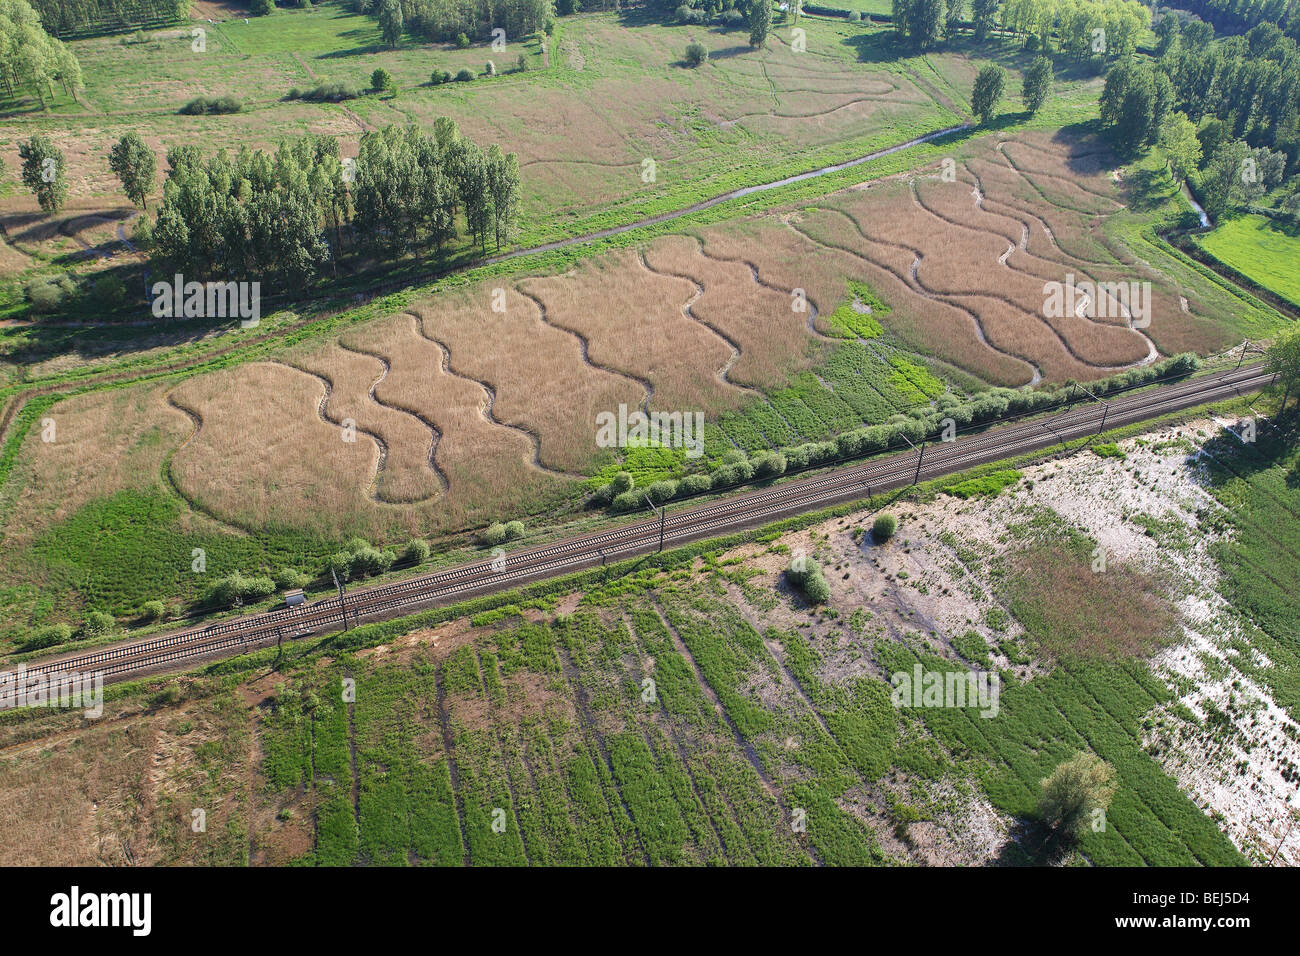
[[14, 363, 1272, 685]]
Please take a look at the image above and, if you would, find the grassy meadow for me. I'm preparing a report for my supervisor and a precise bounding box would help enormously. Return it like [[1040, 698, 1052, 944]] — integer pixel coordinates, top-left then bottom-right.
[[1197, 214, 1300, 310]]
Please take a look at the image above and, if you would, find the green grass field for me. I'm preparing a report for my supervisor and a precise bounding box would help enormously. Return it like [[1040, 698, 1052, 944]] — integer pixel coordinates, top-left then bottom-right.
[[1198, 214, 1300, 309]]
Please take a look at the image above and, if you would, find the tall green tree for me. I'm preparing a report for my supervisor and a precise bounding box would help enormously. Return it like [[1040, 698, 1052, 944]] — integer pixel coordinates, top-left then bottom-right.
[[1099, 59, 1156, 152], [971, 63, 1005, 123], [109, 132, 157, 209], [18, 133, 66, 213], [1039, 752, 1117, 840], [486, 144, 521, 252], [971, 0, 999, 42], [1266, 326, 1300, 417], [379, 0, 404, 48], [1022, 56, 1052, 114], [894, 0, 944, 49], [944, 0, 964, 38], [748, 0, 771, 48], [1200, 139, 1260, 221], [1157, 112, 1201, 183]]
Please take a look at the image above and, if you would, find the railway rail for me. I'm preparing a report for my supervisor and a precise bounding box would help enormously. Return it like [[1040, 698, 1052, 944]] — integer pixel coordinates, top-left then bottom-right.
[[14, 363, 1272, 685]]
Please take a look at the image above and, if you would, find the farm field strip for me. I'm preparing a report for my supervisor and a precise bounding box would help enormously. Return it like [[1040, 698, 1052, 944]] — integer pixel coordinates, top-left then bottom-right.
[[18, 364, 1271, 685]]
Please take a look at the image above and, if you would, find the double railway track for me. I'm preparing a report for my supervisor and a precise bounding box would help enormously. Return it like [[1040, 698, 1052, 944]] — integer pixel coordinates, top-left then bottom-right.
[[14, 363, 1272, 685]]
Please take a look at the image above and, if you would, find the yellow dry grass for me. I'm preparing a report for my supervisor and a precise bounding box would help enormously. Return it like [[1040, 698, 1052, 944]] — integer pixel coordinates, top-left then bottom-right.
[[1, 383, 190, 550], [405, 283, 642, 474], [283, 341, 443, 504], [170, 362, 378, 537], [519, 248, 748, 414], [642, 234, 821, 390], [340, 313, 569, 529]]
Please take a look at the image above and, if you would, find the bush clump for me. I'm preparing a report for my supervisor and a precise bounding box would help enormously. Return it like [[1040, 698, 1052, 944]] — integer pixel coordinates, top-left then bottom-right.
[[786, 559, 830, 604], [19, 623, 74, 652], [455, 68, 475, 82], [273, 567, 311, 591], [205, 573, 276, 608], [684, 41, 708, 67], [180, 95, 242, 115], [139, 599, 166, 622], [612, 490, 643, 512], [646, 479, 678, 504], [430, 69, 453, 85], [349, 546, 396, 578], [405, 539, 431, 564], [752, 451, 787, 478], [300, 83, 359, 102], [872, 513, 897, 542], [482, 521, 525, 545], [679, 473, 712, 496], [82, 610, 117, 637]]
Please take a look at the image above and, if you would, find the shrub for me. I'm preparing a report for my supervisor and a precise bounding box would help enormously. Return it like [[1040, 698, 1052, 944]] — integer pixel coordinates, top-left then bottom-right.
[[485, 60, 496, 76], [455, 68, 475, 82], [139, 599, 166, 622], [802, 566, 831, 604], [611, 471, 635, 494], [132, 214, 153, 249], [286, 87, 301, 100], [180, 95, 242, 115], [25, 277, 73, 314], [326, 552, 353, 582], [684, 41, 708, 67], [849, 9, 862, 20], [1038, 752, 1117, 839], [872, 514, 897, 541], [455, 32, 470, 48], [206, 573, 276, 608], [20, 623, 74, 651], [349, 546, 395, 578], [646, 479, 678, 503], [752, 451, 786, 478], [718, 8, 744, 26], [404, 539, 431, 564], [482, 523, 508, 546], [301, 83, 358, 102], [371, 67, 393, 91], [503, 520, 525, 541], [83, 610, 117, 637], [680, 473, 712, 496], [612, 490, 643, 512], [515, 53, 528, 72], [786, 560, 830, 604], [273, 567, 311, 591]]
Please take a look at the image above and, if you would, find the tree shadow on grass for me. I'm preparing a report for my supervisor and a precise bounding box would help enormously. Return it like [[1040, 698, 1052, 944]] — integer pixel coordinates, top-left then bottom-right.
[[992, 818, 1075, 866]]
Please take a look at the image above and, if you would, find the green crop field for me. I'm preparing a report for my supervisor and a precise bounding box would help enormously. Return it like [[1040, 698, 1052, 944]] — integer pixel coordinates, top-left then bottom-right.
[[1198, 214, 1300, 309], [2, 0, 1299, 879]]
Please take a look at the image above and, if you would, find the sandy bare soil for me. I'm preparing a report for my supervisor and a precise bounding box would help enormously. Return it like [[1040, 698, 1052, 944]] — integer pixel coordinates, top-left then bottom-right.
[[703, 417, 1299, 865]]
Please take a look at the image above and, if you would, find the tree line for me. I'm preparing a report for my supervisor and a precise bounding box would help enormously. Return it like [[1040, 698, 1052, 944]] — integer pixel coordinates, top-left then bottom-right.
[[1098, 16, 1300, 220], [28, 0, 187, 37], [891, 0, 1149, 58], [341, 0, 555, 43], [14, 119, 522, 295], [1, 0, 84, 106], [145, 120, 522, 286], [1173, 0, 1300, 42]]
